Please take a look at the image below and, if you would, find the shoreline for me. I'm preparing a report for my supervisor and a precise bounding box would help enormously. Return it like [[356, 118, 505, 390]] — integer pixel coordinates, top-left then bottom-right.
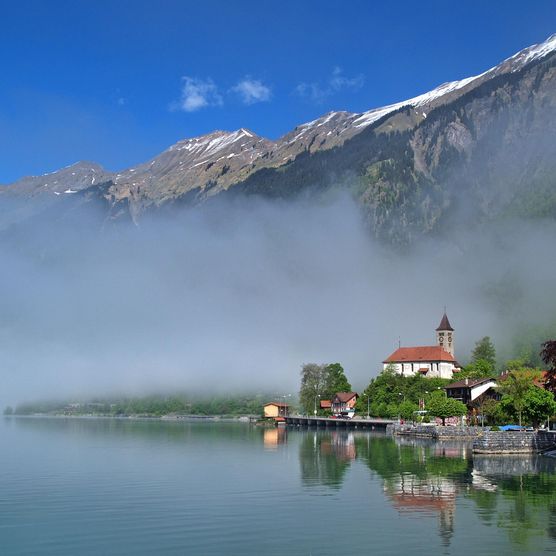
[[4, 414, 255, 423]]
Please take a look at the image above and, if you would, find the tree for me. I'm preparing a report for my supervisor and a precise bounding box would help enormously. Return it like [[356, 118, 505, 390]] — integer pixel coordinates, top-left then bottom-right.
[[398, 400, 419, 421], [426, 392, 467, 426], [323, 363, 352, 399], [541, 340, 556, 392], [472, 337, 496, 370], [459, 359, 496, 379], [522, 388, 556, 428], [3, 406, 13, 416], [357, 366, 450, 416], [498, 371, 534, 427], [299, 363, 328, 414], [480, 398, 506, 425]]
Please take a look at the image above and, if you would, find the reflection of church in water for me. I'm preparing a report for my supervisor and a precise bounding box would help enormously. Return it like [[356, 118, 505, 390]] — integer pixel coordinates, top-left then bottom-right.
[[382, 442, 470, 547], [384, 473, 456, 547]]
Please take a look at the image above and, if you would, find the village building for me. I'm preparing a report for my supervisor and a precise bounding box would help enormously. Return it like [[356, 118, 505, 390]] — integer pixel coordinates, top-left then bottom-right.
[[444, 377, 500, 408], [383, 313, 460, 380], [319, 399, 332, 411], [331, 392, 358, 418], [263, 402, 289, 419]]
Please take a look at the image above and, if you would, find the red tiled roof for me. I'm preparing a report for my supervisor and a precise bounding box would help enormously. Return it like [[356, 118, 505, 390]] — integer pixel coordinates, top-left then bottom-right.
[[264, 402, 289, 408], [418, 368, 429, 374], [332, 392, 358, 403], [320, 400, 332, 409], [384, 346, 456, 363]]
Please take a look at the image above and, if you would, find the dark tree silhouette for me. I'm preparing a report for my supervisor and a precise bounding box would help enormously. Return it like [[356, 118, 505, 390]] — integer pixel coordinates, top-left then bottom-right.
[[541, 340, 556, 392]]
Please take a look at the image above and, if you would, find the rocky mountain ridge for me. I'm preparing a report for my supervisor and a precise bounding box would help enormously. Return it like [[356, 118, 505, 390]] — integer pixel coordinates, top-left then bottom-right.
[[3, 34, 556, 241]]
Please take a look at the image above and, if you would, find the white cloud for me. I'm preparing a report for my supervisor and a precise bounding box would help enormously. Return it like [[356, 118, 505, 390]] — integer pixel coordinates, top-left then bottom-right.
[[231, 77, 272, 105], [295, 67, 364, 103], [329, 66, 364, 92], [173, 76, 223, 112]]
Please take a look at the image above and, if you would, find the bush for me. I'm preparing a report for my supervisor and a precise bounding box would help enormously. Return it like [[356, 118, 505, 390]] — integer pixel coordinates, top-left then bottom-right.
[[490, 425, 500, 431]]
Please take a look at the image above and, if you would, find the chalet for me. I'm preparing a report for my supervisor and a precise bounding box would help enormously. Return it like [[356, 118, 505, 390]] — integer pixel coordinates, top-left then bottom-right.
[[383, 313, 460, 380], [444, 377, 500, 408], [263, 402, 289, 419], [331, 392, 358, 417]]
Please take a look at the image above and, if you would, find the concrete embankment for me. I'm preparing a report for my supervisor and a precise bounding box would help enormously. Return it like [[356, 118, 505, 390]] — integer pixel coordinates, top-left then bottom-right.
[[472, 430, 556, 454]]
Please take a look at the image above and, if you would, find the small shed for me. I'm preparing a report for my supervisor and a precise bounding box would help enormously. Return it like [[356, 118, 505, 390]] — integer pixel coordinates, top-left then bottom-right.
[[263, 402, 289, 418]]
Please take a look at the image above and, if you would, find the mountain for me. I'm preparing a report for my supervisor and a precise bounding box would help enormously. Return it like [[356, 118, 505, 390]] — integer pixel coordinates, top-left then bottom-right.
[[3, 34, 556, 242]]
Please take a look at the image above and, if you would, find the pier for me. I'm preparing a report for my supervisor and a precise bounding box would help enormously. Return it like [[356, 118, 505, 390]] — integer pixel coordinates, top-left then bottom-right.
[[284, 416, 395, 430]]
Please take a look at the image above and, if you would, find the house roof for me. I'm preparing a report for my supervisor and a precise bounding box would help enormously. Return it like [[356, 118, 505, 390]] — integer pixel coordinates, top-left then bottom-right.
[[264, 402, 289, 408], [436, 313, 454, 331], [445, 377, 496, 389], [384, 346, 456, 364], [332, 392, 358, 403], [320, 400, 332, 409]]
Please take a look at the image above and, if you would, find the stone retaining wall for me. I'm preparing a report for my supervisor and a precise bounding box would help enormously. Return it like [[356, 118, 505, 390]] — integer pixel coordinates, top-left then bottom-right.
[[472, 431, 556, 454], [387, 423, 485, 439]]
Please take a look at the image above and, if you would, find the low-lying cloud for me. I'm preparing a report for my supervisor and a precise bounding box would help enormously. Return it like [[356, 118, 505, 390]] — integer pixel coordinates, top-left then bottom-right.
[[1, 193, 555, 406]]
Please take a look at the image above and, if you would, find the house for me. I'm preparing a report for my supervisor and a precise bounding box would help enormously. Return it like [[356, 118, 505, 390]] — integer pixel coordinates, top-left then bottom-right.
[[319, 399, 332, 410], [331, 392, 358, 417], [444, 377, 500, 408], [263, 402, 289, 419], [383, 313, 460, 380]]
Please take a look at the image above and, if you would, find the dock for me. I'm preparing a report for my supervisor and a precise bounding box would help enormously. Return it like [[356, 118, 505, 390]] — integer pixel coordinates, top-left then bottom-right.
[[284, 416, 395, 430]]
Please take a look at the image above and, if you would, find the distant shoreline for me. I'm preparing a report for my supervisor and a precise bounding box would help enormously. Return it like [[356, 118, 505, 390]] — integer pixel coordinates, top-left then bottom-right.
[[4, 414, 255, 423]]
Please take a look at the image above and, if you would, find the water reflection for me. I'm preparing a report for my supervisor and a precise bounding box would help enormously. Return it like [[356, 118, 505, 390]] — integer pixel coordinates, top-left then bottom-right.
[[9, 417, 556, 551], [296, 429, 556, 550], [299, 431, 356, 488], [263, 426, 287, 448]]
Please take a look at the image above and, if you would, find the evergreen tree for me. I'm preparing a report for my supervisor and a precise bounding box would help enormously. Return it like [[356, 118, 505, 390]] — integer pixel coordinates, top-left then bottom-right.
[[472, 337, 496, 370]]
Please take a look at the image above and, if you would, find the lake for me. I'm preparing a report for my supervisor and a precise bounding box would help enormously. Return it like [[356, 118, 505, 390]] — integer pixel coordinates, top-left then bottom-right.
[[1, 417, 556, 555]]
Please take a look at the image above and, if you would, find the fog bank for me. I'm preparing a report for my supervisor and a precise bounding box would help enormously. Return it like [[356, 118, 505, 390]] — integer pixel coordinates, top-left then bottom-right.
[[1, 194, 555, 406]]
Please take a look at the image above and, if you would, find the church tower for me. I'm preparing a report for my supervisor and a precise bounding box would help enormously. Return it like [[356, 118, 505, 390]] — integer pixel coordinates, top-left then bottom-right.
[[436, 312, 454, 357]]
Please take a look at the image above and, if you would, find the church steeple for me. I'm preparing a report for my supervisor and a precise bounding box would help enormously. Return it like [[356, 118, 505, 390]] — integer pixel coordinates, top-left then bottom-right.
[[436, 312, 454, 356]]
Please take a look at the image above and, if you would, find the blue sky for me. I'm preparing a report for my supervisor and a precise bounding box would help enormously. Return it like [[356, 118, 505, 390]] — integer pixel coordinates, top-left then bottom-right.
[[1, 0, 556, 183]]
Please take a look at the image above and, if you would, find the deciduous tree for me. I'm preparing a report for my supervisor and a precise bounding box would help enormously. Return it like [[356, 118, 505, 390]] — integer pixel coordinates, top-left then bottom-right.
[[498, 371, 534, 427], [426, 392, 467, 426]]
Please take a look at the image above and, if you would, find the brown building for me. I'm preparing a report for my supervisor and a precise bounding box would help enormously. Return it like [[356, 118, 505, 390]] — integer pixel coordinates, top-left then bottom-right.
[[444, 377, 499, 408], [331, 392, 358, 417]]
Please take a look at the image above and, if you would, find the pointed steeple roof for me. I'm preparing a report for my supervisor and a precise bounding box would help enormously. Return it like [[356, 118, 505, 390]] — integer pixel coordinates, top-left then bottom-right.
[[436, 312, 454, 331]]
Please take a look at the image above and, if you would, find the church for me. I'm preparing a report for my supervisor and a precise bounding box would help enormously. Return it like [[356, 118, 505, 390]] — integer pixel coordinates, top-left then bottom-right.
[[383, 313, 460, 380]]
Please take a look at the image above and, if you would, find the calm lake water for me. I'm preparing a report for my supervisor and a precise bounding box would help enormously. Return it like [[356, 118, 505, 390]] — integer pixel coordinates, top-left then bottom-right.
[[2, 418, 556, 555]]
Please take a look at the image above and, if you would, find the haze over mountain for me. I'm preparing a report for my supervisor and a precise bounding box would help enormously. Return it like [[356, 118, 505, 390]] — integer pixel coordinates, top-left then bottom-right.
[[3, 34, 556, 243]]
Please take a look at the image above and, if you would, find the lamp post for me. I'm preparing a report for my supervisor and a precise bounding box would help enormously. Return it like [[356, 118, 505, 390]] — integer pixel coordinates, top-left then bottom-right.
[[314, 394, 320, 418], [281, 394, 291, 417], [366, 396, 370, 420]]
